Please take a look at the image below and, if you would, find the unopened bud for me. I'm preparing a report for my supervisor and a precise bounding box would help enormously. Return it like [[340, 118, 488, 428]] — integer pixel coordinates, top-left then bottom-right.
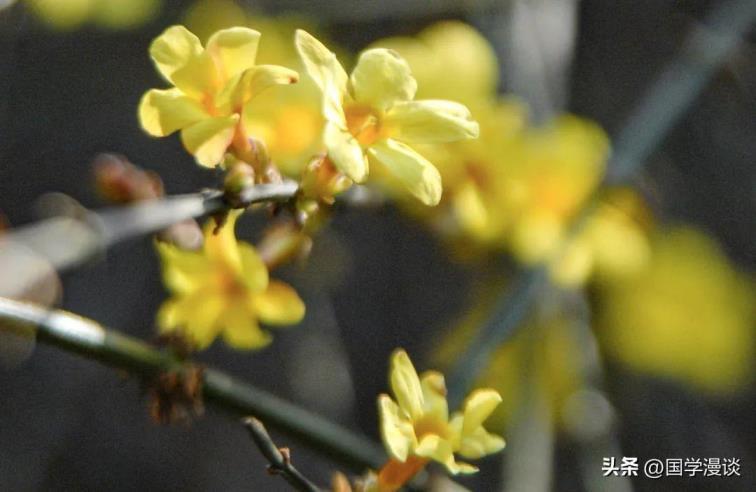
[[93, 153, 163, 203], [223, 162, 256, 201]]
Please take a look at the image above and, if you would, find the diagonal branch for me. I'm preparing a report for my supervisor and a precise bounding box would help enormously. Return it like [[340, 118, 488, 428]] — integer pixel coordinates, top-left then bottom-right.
[[0, 296, 385, 473], [0, 181, 299, 274], [446, 0, 756, 406], [243, 417, 322, 492]]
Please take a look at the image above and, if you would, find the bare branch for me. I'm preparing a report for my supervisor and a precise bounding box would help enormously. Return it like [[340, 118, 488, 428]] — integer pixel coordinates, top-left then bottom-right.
[[243, 417, 322, 492], [0, 297, 385, 472]]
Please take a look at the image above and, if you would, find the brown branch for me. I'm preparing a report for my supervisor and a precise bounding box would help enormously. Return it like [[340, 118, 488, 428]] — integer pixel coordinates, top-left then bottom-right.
[[243, 417, 322, 492]]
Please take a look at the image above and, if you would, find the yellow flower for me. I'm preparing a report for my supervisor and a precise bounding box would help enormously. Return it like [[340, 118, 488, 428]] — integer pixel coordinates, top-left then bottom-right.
[[156, 211, 305, 349], [26, 0, 159, 30], [139, 25, 298, 167], [372, 22, 522, 247], [294, 30, 480, 206], [597, 226, 755, 394], [182, 4, 336, 176], [550, 187, 652, 286], [377, 349, 504, 485], [507, 115, 609, 264], [432, 286, 584, 432]]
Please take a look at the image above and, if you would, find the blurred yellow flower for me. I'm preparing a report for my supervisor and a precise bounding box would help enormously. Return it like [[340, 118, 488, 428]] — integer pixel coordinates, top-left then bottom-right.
[[550, 187, 652, 286], [377, 349, 504, 488], [432, 289, 584, 432], [597, 226, 755, 394], [371, 21, 499, 107], [26, 0, 159, 30], [139, 25, 298, 167], [507, 115, 609, 264], [156, 211, 305, 350], [295, 30, 480, 206], [429, 100, 526, 247], [182, 0, 248, 43]]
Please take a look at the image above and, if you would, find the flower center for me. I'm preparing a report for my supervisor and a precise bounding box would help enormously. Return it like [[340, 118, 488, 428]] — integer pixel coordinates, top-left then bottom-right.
[[216, 271, 247, 299], [344, 103, 383, 146], [413, 415, 450, 440]]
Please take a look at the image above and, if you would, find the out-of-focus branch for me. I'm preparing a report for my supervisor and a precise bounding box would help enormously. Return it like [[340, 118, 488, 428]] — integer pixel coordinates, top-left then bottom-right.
[[0, 297, 385, 473], [243, 417, 322, 492], [446, 0, 756, 405], [0, 181, 299, 274]]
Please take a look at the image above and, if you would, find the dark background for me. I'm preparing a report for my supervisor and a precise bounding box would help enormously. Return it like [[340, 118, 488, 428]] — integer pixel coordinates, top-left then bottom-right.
[[0, 0, 754, 490]]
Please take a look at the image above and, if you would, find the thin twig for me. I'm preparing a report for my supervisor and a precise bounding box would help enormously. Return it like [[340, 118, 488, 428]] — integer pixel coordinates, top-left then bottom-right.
[[243, 417, 322, 492], [446, 0, 756, 406], [0, 297, 385, 473]]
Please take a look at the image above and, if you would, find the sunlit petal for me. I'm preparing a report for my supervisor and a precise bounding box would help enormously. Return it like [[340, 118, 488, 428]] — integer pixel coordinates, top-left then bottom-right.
[[149, 25, 203, 82], [378, 394, 416, 462], [350, 48, 416, 111], [385, 100, 479, 143], [324, 122, 368, 182], [390, 349, 425, 420], [206, 27, 260, 79], [180, 114, 239, 167], [368, 139, 441, 206], [138, 88, 208, 137]]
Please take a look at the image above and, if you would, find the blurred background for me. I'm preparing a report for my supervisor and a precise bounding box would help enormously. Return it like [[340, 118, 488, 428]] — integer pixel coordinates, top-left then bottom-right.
[[0, 0, 754, 490]]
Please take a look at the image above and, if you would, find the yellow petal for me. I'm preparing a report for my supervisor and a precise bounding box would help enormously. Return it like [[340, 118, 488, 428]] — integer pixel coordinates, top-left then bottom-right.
[[138, 88, 209, 137], [253, 280, 305, 325], [453, 181, 489, 236], [219, 64, 299, 110], [420, 371, 449, 422], [458, 426, 505, 460], [221, 303, 271, 349], [156, 240, 212, 294], [203, 209, 243, 269], [238, 242, 269, 292], [157, 298, 182, 332], [294, 30, 348, 127], [350, 49, 416, 111], [389, 349, 424, 420], [149, 25, 203, 82], [368, 139, 441, 206], [181, 114, 239, 167], [206, 27, 261, 79], [378, 394, 417, 462], [324, 122, 368, 182], [385, 100, 479, 143], [550, 236, 593, 287], [461, 389, 502, 436], [414, 435, 476, 475], [158, 291, 225, 349], [170, 50, 219, 99], [184, 292, 226, 348], [294, 29, 347, 96]]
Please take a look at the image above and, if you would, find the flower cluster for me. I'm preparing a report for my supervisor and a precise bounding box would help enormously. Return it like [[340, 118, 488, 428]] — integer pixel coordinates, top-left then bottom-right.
[[371, 22, 647, 286]]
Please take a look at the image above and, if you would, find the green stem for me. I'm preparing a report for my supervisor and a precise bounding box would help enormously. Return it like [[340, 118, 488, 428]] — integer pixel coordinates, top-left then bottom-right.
[[0, 297, 385, 473]]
